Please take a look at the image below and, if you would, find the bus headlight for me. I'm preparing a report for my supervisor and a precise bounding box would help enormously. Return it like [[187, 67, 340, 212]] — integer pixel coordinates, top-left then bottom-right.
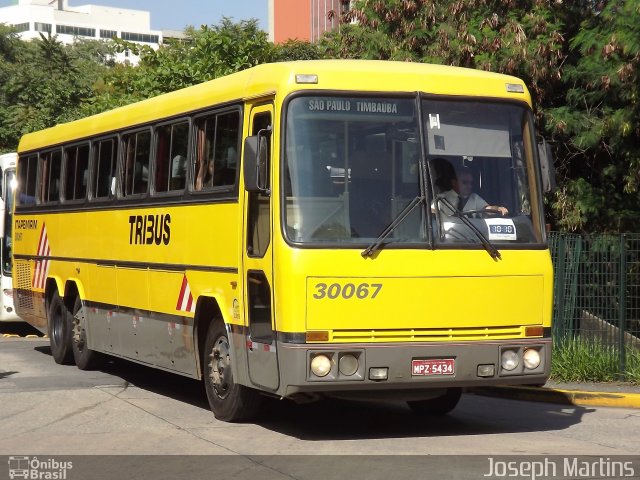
[[310, 354, 332, 377], [523, 349, 541, 370], [339, 354, 358, 376], [501, 350, 519, 371]]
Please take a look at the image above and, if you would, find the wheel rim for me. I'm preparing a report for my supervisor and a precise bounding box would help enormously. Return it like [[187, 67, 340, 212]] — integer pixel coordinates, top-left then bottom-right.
[[72, 305, 86, 352], [209, 335, 231, 399]]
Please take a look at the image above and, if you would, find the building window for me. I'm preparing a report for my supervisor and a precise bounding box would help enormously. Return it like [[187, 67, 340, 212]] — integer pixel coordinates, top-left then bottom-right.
[[99, 29, 117, 39], [11, 23, 29, 33], [56, 24, 96, 38], [120, 32, 159, 43], [34, 22, 51, 33]]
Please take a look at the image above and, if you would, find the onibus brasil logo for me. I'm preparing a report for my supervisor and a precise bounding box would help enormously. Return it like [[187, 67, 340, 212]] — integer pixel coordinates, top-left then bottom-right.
[[8, 456, 72, 479]]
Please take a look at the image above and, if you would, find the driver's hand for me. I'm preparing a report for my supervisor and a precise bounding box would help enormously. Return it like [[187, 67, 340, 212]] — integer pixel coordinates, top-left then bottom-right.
[[486, 205, 509, 216]]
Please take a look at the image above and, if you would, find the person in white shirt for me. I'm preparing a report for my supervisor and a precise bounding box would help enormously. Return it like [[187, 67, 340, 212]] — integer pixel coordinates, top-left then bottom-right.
[[433, 166, 508, 221]]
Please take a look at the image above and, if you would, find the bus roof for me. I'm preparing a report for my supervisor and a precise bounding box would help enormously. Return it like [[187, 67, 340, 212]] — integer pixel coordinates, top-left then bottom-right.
[[17, 60, 531, 153]]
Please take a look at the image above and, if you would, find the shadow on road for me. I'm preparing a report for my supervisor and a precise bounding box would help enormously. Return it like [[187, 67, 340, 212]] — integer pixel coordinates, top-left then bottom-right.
[[254, 395, 593, 441], [0, 370, 18, 380], [0, 321, 44, 337], [29, 342, 592, 441]]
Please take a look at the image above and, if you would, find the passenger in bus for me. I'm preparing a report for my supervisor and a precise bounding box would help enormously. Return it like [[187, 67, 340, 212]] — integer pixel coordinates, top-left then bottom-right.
[[170, 154, 187, 190], [433, 166, 508, 219]]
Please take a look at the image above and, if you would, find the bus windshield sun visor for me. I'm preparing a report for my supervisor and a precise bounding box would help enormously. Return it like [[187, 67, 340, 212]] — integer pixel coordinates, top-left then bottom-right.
[[361, 195, 425, 258]]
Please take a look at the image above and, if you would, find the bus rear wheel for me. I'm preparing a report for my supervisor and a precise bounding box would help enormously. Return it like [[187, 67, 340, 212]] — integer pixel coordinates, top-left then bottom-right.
[[71, 296, 103, 370], [203, 321, 261, 422], [407, 388, 462, 415], [47, 291, 74, 365]]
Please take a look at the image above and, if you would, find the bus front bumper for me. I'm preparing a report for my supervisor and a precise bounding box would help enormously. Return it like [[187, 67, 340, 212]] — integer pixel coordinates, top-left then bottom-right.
[[275, 338, 551, 398]]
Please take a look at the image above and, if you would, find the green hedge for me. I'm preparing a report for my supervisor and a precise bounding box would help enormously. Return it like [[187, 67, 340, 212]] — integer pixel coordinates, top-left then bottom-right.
[[551, 337, 640, 385]]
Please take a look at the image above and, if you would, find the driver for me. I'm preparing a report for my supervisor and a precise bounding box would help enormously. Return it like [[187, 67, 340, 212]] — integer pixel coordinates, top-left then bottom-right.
[[433, 167, 508, 220]]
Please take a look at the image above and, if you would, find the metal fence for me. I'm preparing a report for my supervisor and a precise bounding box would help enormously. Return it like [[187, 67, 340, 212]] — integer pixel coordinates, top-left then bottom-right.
[[549, 232, 640, 379]]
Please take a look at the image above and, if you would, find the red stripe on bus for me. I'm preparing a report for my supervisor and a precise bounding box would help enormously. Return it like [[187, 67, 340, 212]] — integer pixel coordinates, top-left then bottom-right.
[[176, 275, 188, 310]]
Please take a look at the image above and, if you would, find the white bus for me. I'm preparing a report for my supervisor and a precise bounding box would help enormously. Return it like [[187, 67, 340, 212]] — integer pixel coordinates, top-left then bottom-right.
[[0, 152, 20, 322]]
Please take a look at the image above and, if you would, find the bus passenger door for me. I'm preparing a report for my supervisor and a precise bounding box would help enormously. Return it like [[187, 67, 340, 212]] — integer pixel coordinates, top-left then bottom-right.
[[242, 103, 279, 391]]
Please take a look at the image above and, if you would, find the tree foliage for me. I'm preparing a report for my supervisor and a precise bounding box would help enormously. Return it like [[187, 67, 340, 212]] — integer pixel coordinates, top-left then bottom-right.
[[1, 10, 639, 232], [0, 27, 114, 152], [546, 0, 640, 231], [80, 19, 320, 116], [321, 0, 565, 108]]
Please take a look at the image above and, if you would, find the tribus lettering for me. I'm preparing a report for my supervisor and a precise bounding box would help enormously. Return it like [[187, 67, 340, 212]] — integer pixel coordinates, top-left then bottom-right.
[[128, 214, 171, 245]]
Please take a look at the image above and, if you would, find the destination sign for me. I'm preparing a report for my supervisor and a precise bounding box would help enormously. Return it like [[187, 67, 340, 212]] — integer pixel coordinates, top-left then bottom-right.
[[302, 97, 412, 116]]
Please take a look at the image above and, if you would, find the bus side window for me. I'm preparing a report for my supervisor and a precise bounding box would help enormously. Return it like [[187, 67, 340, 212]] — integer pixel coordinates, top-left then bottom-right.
[[193, 110, 240, 191], [247, 112, 271, 258], [64, 144, 89, 201], [93, 138, 117, 199], [122, 130, 151, 196], [16, 155, 37, 206], [154, 121, 189, 193], [39, 149, 62, 204]]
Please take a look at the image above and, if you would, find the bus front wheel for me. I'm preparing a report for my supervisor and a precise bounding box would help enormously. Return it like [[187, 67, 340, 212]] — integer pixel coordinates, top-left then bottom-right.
[[47, 291, 74, 365], [203, 321, 261, 422], [71, 296, 103, 370], [407, 388, 462, 415]]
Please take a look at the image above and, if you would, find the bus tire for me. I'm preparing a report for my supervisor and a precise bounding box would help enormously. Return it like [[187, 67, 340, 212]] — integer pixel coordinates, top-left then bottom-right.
[[47, 291, 74, 365], [71, 296, 103, 370], [407, 388, 462, 415], [203, 321, 261, 422]]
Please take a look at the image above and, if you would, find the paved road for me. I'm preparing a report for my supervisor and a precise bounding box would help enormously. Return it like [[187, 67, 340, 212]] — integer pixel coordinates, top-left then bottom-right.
[[1, 332, 639, 457]]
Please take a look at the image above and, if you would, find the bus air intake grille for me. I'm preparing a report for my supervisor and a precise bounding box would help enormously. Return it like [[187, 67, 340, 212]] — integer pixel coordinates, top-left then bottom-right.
[[15, 261, 34, 310], [330, 326, 524, 343]]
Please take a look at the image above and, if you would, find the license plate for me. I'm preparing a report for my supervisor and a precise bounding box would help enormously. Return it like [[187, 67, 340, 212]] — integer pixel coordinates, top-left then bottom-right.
[[411, 358, 455, 376]]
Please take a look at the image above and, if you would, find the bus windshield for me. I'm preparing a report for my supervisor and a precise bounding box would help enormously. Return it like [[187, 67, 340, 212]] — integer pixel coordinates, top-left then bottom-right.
[[283, 95, 544, 247], [284, 96, 424, 244], [424, 99, 544, 246], [2, 168, 15, 275]]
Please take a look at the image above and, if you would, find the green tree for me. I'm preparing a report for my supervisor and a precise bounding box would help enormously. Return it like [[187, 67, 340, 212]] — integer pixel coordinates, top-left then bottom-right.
[[84, 19, 321, 116], [0, 32, 115, 151], [0, 25, 22, 152], [320, 0, 565, 108], [110, 19, 274, 97], [547, 0, 640, 232], [273, 39, 322, 61]]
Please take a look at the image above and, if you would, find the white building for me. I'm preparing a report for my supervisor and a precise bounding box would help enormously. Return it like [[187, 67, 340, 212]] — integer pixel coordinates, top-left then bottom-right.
[[0, 0, 164, 64]]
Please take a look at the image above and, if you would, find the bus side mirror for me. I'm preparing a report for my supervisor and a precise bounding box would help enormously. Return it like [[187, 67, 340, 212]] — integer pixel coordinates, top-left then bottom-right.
[[243, 129, 270, 193], [538, 139, 557, 193]]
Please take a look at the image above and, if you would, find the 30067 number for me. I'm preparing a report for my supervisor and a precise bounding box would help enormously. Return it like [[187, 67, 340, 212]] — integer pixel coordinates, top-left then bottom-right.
[[312, 283, 382, 300]]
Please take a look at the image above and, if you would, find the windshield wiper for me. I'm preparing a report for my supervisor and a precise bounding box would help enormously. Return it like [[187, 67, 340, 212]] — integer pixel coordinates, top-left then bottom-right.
[[361, 195, 424, 258], [437, 197, 502, 261]]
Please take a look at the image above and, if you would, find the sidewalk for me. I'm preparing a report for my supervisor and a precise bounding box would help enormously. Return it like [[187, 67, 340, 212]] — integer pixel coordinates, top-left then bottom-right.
[[470, 380, 640, 409]]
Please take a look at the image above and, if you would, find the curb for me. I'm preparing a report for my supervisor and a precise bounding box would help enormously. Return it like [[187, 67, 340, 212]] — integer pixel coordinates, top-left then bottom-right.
[[469, 385, 640, 409], [1, 333, 46, 339]]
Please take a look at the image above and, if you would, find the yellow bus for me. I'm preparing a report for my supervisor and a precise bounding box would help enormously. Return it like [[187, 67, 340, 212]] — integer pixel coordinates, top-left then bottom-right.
[[13, 60, 553, 421]]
